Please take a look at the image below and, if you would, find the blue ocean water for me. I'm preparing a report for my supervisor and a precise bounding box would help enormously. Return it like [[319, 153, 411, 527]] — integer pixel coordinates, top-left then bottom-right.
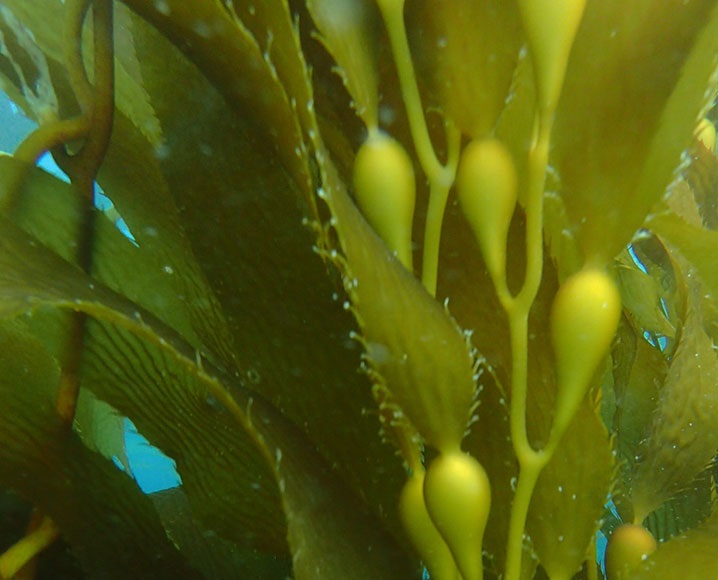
[[0, 91, 180, 495]]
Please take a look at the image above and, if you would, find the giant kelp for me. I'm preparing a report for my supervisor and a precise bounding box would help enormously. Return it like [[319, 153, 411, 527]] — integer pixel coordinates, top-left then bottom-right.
[[1, 1, 718, 579]]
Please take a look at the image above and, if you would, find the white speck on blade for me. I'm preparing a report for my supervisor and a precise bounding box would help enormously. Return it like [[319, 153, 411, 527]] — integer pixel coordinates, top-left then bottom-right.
[[154, 0, 170, 15], [194, 21, 212, 38]]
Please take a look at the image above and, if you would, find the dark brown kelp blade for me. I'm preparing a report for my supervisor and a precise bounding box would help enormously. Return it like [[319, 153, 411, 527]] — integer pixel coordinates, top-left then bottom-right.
[[120, 11, 408, 542], [149, 487, 292, 579], [0, 320, 201, 579], [0, 211, 417, 578], [0, 154, 290, 557], [2, 0, 417, 570]]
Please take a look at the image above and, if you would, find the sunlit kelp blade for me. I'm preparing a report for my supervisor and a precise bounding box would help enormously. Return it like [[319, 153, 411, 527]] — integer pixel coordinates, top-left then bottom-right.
[[95, 114, 240, 370], [1, 146, 229, 361], [684, 141, 718, 228], [631, 508, 718, 579], [73, 388, 132, 475], [0, 0, 244, 368], [527, 402, 613, 579], [0, 321, 201, 579], [0, 1, 420, 568], [409, 0, 522, 139], [242, 395, 418, 580], [83, 319, 290, 552], [649, 211, 718, 309], [630, 303, 718, 522], [306, 0, 380, 128], [550, 0, 718, 265], [317, 152, 476, 452]]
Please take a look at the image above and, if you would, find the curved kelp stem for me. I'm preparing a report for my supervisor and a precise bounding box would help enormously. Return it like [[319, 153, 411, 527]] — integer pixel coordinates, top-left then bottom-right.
[[502, 110, 554, 580], [0, 517, 59, 580], [375, 0, 460, 296], [0, 1, 115, 575], [502, 3, 588, 578], [54, 0, 116, 428]]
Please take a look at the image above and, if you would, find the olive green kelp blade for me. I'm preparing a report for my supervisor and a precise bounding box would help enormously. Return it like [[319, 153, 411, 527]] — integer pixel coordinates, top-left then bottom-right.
[[315, 152, 477, 452], [409, 0, 523, 139], [221, 0, 317, 144], [527, 401, 613, 579], [649, 211, 718, 306], [119, 9, 408, 540], [0, 321, 201, 579], [0, 214, 415, 578], [631, 300, 718, 523], [306, 0, 381, 128], [550, 0, 718, 265], [117, 0, 313, 197], [610, 324, 668, 472]]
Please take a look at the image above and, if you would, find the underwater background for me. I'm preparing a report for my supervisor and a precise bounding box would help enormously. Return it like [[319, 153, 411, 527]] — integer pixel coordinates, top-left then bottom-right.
[[2, 1, 718, 579]]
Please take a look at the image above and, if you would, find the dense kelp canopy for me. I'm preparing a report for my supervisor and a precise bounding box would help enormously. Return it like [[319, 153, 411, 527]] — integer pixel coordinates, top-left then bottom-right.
[[1, 1, 718, 579]]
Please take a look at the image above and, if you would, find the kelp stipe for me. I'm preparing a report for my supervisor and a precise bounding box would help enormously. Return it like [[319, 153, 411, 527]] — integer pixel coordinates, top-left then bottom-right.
[[1, 1, 718, 579]]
